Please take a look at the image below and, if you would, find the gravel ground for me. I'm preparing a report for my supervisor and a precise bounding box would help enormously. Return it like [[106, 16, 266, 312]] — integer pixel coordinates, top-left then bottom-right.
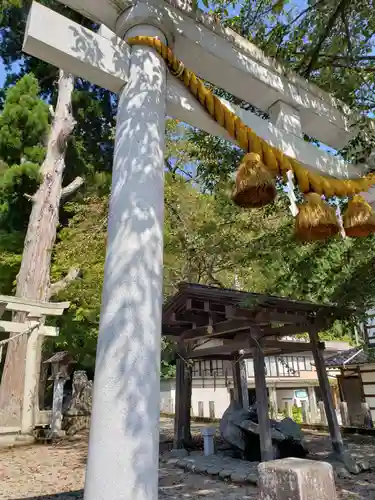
[[1, 418, 375, 499]]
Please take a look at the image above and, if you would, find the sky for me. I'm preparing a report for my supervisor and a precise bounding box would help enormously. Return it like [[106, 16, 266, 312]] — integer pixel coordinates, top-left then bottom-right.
[[0, 61, 6, 87], [0, 0, 309, 88]]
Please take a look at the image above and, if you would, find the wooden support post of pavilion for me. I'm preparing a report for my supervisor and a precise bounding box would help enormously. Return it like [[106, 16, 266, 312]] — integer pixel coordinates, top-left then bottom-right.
[[182, 360, 192, 446], [232, 353, 249, 409], [252, 335, 274, 462], [173, 353, 184, 449], [309, 329, 345, 457], [173, 347, 192, 449]]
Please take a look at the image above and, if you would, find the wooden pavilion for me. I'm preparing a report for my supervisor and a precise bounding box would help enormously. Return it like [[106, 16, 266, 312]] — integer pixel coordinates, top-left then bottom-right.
[[163, 283, 355, 463]]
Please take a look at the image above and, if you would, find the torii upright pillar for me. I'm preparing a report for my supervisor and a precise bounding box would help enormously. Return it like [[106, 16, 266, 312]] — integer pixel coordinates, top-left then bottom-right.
[[23, 3, 169, 498], [84, 24, 167, 500]]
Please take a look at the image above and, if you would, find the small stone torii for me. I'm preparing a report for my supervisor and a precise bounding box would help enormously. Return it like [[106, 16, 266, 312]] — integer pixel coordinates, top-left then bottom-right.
[[0, 295, 69, 435], [21, 1, 372, 499]]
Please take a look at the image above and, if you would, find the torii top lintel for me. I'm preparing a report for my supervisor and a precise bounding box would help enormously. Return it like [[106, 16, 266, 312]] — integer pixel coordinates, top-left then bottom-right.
[[23, 0, 373, 185], [39, 0, 359, 148]]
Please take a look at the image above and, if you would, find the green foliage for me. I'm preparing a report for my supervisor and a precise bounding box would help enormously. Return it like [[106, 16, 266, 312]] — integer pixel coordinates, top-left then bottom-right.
[[0, 74, 48, 230], [161, 360, 176, 379], [0, 74, 48, 165], [292, 405, 302, 424], [49, 196, 107, 367], [0, 162, 41, 230], [0, 230, 23, 294]]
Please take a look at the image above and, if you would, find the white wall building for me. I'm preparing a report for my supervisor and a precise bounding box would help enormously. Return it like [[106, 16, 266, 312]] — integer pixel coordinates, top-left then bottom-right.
[[160, 341, 349, 419]]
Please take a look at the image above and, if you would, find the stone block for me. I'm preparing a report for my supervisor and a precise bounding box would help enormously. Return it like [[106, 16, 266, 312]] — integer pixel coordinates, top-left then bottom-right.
[[166, 458, 179, 465], [258, 458, 337, 500], [358, 460, 371, 472], [185, 461, 196, 472], [194, 463, 208, 473], [206, 466, 222, 475], [328, 451, 361, 475], [246, 472, 258, 485], [218, 469, 233, 480], [231, 472, 248, 483], [177, 458, 189, 468], [168, 448, 189, 459], [336, 466, 351, 479]]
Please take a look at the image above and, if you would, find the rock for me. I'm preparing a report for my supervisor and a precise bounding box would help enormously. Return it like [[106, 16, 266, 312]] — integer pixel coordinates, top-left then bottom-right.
[[237, 419, 259, 434], [275, 417, 304, 441], [239, 419, 286, 441], [185, 461, 196, 472], [177, 458, 189, 468], [336, 466, 352, 479], [166, 458, 180, 465], [219, 402, 308, 462], [63, 371, 92, 436], [194, 463, 208, 473], [358, 460, 371, 472], [206, 466, 222, 475], [245, 472, 258, 485], [168, 448, 189, 459], [230, 472, 248, 483], [218, 469, 233, 480], [220, 401, 248, 452], [340, 452, 361, 475]]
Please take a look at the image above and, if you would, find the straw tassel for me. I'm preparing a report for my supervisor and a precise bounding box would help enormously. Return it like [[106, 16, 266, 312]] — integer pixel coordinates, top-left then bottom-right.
[[343, 195, 375, 238], [128, 36, 375, 200], [295, 193, 339, 241], [231, 153, 276, 208]]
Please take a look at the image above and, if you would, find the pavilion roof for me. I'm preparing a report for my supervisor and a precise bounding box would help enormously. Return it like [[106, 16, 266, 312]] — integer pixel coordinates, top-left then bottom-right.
[[325, 348, 369, 368], [162, 283, 356, 360]]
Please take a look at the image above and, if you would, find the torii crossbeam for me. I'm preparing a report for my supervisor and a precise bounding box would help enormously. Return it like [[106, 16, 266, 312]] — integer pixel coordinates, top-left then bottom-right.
[[21, 1, 370, 498]]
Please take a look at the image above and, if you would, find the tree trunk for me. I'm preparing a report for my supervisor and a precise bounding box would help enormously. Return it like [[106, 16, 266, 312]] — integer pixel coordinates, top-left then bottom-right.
[[0, 70, 76, 427]]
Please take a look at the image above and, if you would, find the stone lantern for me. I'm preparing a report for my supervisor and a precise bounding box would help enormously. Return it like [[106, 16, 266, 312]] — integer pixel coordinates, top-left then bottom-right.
[[43, 351, 75, 437]]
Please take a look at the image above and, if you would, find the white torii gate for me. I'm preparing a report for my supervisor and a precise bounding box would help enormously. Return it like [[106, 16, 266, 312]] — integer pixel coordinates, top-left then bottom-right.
[[22, 1, 371, 499]]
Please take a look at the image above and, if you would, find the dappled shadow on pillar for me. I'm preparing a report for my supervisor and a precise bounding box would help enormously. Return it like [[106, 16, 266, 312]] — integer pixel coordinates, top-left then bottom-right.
[[70, 23, 167, 500]]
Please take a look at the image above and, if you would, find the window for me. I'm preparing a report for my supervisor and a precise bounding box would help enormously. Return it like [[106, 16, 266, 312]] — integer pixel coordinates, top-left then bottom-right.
[[192, 360, 224, 377], [295, 389, 308, 399], [246, 359, 254, 377], [266, 356, 278, 377], [303, 356, 313, 371], [298, 357, 306, 371], [193, 361, 202, 377], [277, 356, 300, 377]]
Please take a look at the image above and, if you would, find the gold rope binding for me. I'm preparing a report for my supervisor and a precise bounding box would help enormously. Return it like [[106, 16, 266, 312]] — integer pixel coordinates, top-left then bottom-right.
[[127, 36, 375, 200]]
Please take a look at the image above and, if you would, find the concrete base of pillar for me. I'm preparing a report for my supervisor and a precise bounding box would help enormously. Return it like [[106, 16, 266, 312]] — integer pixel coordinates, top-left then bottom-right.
[[0, 427, 35, 449], [258, 458, 337, 500]]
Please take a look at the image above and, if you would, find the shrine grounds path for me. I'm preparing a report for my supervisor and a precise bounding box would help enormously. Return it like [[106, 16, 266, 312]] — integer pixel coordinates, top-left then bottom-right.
[[1, 418, 375, 499]]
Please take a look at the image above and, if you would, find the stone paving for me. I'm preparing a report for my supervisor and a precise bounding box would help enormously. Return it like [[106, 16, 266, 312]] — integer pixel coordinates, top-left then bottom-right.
[[161, 426, 375, 489], [164, 451, 259, 485], [2, 419, 375, 499]]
